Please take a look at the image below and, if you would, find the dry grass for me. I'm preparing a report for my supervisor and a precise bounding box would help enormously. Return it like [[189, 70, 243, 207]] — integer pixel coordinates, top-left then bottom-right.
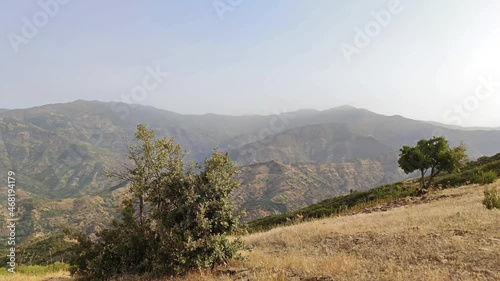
[[126, 183, 500, 281], [19, 183, 500, 281], [174, 183, 499, 281], [0, 270, 71, 281]]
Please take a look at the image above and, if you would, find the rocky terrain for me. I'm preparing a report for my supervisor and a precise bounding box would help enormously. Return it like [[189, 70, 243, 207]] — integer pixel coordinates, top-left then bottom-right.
[[1, 100, 500, 240]]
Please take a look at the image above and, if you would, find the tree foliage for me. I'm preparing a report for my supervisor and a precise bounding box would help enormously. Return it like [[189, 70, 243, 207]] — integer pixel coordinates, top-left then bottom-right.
[[398, 136, 467, 190], [67, 124, 248, 280]]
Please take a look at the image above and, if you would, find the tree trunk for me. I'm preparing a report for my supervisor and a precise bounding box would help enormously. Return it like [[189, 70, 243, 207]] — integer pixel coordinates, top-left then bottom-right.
[[426, 166, 436, 191], [420, 170, 426, 189]]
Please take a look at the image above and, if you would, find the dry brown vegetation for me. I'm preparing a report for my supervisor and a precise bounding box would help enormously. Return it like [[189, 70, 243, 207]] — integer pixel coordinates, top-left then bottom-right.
[[21, 183, 500, 281], [0, 271, 70, 281], [164, 182, 500, 281]]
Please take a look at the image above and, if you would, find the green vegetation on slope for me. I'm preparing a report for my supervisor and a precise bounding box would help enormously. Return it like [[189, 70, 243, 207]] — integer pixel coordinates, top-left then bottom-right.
[[248, 153, 500, 232], [483, 185, 500, 209], [247, 181, 419, 232], [435, 153, 500, 187], [0, 233, 73, 266]]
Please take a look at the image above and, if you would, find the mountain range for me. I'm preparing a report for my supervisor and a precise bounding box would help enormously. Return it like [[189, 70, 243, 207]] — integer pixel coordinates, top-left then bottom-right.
[[1, 100, 500, 240]]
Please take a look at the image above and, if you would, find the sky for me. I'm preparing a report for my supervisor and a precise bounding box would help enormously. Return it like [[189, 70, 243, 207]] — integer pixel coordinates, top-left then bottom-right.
[[1, 0, 500, 127]]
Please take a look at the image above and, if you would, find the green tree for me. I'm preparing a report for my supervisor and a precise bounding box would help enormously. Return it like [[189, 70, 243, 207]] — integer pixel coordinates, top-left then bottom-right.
[[68, 124, 248, 280], [398, 136, 467, 191]]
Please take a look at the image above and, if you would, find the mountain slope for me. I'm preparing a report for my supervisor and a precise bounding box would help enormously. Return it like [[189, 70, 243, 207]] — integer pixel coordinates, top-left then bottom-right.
[[232, 111, 500, 165], [233, 157, 404, 220], [1, 101, 500, 201], [231, 122, 395, 165], [424, 120, 500, 131], [237, 184, 500, 281], [1, 100, 500, 239]]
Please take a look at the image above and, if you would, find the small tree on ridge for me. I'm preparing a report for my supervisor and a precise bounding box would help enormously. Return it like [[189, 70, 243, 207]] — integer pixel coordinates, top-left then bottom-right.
[[398, 136, 467, 191]]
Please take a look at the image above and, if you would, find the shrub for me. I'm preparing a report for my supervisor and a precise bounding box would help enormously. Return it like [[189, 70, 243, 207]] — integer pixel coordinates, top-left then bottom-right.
[[472, 170, 497, 185], [67, 125, 249, 280], [481, 171, 497, 185], [483, 186, 500, 210], [436, 169, 497, 188]]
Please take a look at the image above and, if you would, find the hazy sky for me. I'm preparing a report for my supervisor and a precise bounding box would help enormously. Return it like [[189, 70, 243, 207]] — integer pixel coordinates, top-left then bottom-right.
[[1, 0, 500, 127]]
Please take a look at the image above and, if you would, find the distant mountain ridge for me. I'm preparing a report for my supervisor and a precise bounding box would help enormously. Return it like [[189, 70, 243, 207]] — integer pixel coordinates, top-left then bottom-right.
[[1, 100, 500, 240], [230, 122, 395, 165], [1, 100, 500, 199], [423, 120, 500, 131]]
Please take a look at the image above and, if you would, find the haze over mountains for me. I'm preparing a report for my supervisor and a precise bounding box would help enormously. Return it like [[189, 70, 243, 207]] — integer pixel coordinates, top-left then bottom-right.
[[1, 100, 500, 239], [424, 121, 500, 132]]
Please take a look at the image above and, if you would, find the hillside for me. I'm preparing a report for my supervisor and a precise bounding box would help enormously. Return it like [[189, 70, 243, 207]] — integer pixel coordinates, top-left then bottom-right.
[[248, 152, 500, 231], [234, 157, 405, 220], [234, 114, 500, 165], [135, 183, 498, 281], [6, 184, 499, 281], [230, 122, 395, 165], [2, 100, 500, 240], [1, 152, 499, 280], [4, 153, 499, 271], [424, 121, 500, 131], [0, 188, 125, 245], [2, 101, 500, 200], [225, 184, 500, 281]]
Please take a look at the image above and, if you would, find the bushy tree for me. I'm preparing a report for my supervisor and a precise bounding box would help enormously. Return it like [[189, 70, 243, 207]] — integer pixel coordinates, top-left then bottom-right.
[[67, 125, 248, 280], [398, 136, 467, 191]]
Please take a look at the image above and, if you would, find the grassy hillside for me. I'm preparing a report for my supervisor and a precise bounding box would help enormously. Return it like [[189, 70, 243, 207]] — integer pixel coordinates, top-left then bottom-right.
[[247, 180, 420, 232], [229, 184, 500, 281], [436, 153, 500, 188], [9, 183, 500, 281], [39, 183, 495, 281], [248, 153, 500, 231], [2, 153, 499, 280]]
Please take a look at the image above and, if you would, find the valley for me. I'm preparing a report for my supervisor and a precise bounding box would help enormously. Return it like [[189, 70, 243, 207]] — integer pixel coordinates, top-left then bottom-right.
[[1, 100, 500, 241]]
